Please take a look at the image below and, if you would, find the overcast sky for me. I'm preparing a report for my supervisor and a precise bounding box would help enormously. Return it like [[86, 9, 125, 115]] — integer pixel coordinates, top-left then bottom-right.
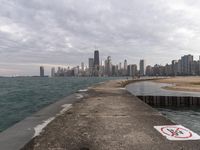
[[0, 0, 200, 76]]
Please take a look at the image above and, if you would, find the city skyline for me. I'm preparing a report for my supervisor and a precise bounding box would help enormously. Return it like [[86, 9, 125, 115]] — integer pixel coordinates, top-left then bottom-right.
[[39, 50, 200, 77], [1, 0, 200, 76]]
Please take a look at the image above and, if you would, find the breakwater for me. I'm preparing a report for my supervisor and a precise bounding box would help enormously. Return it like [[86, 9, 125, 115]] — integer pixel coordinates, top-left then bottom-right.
[[137, 95, 200, 107]]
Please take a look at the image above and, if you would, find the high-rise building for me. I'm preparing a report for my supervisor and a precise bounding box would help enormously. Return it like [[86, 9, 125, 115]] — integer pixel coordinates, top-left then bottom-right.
[[112, 65, 118, 76], [40, 66, 44, 77], [51, 67, 55, 77], [88, 58, 94, 76], [124, 59, 127, 76], [105, 56, 112, 76], [94, 50, 99, 70], [93, 50, 100, 76], [146, 65, 153, 76], [139, 59, 146, 76], [181, 54, 193, 75], [128, 64, 137, 77]]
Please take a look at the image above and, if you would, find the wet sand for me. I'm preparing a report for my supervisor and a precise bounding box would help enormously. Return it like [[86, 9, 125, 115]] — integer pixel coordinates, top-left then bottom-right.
[[156, 77, 200, 92]]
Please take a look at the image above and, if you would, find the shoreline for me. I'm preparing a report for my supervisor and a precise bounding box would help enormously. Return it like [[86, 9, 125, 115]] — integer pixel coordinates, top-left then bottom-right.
[[155, 77, 200, 93], [0, 79, 111, 150], [0, 84, 99, 150], [21, 79, 200, 150]]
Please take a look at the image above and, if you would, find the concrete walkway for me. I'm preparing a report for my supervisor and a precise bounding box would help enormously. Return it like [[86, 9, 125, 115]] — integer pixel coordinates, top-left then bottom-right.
[[22, 80, 200, 150]]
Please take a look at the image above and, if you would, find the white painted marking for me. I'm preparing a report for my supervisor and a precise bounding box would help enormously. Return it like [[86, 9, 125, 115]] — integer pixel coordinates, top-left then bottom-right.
[[119, 88, 126, 90], [33, 117, 55, 137], [154, 125, 200, 141], [59, 104, 72, 115], [33, 104, 72, 137]]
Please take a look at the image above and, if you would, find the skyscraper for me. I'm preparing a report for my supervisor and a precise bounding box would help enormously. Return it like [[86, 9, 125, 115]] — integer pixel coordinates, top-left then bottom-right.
[[40, 66, 44, 77], [94, 50, 100, 76], [124, 59, 127, 76], [181, 55, 193, 75], [88, 58, 94, 76], [139, 59, 146, 76], [94, 50, 99, 70]]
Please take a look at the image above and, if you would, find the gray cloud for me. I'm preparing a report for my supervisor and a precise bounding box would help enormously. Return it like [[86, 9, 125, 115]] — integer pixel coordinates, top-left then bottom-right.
[[0, 0, 200, 76]]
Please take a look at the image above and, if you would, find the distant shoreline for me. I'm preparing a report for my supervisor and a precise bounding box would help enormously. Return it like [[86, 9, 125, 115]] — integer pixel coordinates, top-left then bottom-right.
[[155, 76, 200, 93]]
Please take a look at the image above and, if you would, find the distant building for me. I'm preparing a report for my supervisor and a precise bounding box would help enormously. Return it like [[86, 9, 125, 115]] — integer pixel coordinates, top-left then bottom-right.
[[139, 59, 146, 76], [81, 62, 84, 71], [119, 62, 122, 70], [88, 58, 94, 76], [94, 50, 100, 76], [127, 64, 137, 77], [171, 60, 178, 76], [40, 66, 44, 77], [124, 59, 128, 76], [146, 65, 153, 76], [105, 56, 112, 76], [51, 67, 55, 77], [181, 54, 193, 75], [112, 65, 118, 76]]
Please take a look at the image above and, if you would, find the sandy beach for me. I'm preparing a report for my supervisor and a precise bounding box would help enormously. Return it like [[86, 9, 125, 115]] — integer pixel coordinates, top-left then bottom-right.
[[155, 77, 200, 92]]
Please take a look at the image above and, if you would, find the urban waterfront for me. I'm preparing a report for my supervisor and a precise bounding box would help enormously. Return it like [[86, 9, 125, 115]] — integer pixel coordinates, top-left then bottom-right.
[[0, 76, 121, 132], [39, 51, 200, 78]]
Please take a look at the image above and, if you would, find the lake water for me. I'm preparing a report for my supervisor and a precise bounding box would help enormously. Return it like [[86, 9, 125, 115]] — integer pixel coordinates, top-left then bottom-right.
[[126, 81, 200, 134], [126, 81, 200, 97], [0, 77, 121, 132]]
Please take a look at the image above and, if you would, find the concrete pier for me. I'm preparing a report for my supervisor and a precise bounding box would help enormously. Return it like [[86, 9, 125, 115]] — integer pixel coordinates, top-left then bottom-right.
[[21, 80, 200, 150]]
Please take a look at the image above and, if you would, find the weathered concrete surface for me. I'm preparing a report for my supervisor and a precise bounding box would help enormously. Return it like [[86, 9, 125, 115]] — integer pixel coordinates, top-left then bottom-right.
[[22, 80, 200, 150]]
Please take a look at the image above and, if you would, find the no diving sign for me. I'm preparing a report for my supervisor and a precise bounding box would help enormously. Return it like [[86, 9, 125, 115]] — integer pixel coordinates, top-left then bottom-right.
[[154, 125, 200, 141]]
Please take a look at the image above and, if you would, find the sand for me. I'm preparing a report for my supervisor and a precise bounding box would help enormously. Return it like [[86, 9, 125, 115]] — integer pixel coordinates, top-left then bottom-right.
[[155, 76, 200, 92]]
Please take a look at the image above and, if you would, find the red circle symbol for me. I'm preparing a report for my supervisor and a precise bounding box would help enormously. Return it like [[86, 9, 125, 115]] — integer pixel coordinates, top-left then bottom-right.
[[161, 126, 192, 138]]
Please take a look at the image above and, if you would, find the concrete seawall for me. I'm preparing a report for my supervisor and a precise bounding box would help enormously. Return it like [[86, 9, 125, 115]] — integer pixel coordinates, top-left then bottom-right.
[[21, 80, 200, 150], [138, 95, 200, 107]]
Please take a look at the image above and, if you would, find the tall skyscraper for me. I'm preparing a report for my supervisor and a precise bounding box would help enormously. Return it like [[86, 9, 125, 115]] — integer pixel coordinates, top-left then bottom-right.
[[40, 66, 44, 77], [139, 59, 146, 76], [94, 50, 100, 76], [94, 50, 99, 70]]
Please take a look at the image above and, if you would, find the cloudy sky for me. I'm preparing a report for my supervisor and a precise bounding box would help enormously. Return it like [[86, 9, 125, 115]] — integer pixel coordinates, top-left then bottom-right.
[[0, 0, 200, 76]]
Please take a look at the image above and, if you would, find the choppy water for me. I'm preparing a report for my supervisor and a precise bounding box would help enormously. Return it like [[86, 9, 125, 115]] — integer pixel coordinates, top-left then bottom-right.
[[0, 77, 120, 132], [126, 81, 200, 134], [158, 108, 200, 134]]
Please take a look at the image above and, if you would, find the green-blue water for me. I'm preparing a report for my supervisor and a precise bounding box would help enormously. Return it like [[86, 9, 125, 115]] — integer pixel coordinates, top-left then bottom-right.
[[0, 77, 120, 132]]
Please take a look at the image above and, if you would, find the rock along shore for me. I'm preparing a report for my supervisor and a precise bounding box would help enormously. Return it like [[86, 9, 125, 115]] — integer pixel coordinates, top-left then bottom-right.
[[21, 79, 200, 150]]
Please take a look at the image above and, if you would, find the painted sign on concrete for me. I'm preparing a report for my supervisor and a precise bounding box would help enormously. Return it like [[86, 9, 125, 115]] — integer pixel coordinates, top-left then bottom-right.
[[154, 125, 200, 141]]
